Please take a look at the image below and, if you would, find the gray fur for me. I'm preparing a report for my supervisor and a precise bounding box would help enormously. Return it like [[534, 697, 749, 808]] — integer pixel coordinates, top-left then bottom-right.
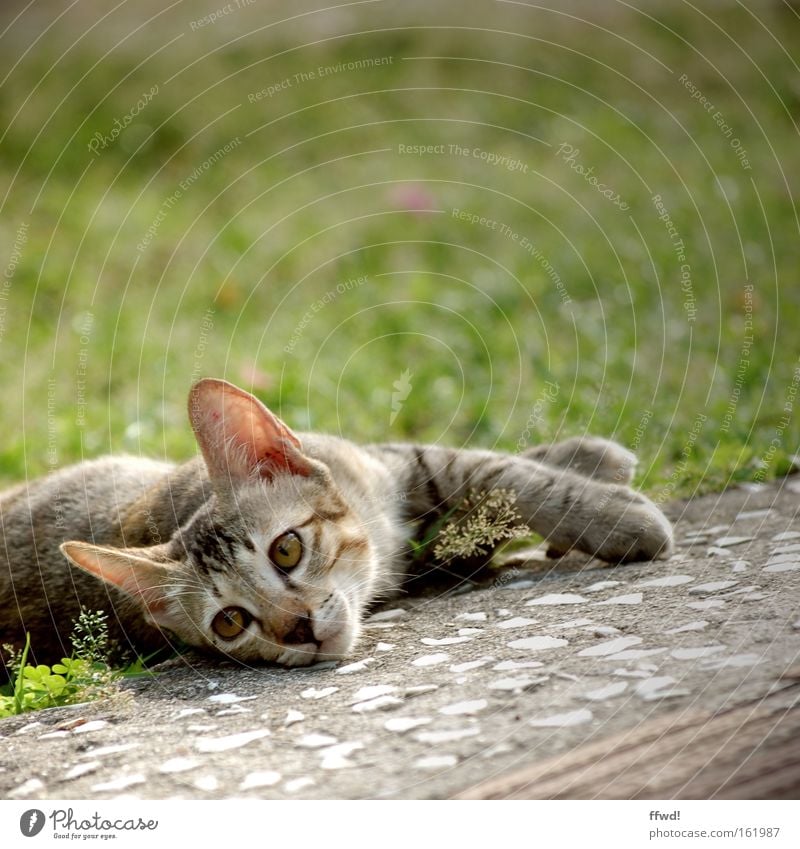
[[0, 380, 672, 668]]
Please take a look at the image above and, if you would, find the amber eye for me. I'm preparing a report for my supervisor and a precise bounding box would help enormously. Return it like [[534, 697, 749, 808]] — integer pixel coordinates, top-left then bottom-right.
[[212, 607, 252, 640], [269, 531, 303, 572]]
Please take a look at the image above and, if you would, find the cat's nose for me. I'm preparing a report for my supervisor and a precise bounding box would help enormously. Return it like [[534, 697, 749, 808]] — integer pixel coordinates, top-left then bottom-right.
[[280, 614, 319, 646]]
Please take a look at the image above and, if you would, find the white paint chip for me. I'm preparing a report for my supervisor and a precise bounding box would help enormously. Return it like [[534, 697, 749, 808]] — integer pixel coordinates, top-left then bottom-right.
[[320, 741, 363, 770], [450, 658, 493, 672], [606, 648, 667, 661], [9, 778, 44, 798], [671, 645, 726, 660], [284, 777, 315, 794], [583, 580, 622, 593], [507, 635, 568, 651], [638, 575, 694, 587], [406, 684, 439, 695], [367, 608, 407, 622], [772, 543, 800, 555], [526, 593, 587, 606], [159, 758, 201, 774], [439, 699, 488, 716], [416, 727, 480, 744], [581, 681, 628, 701], [300, 687, 339, 700], [375, 642, 395, 652], [635, 677, 686, 701], [593, 593, 643, 606], [63, 762, 101, 781], [553, 618, 594, 630], [687, 600, 726, 610], [496, 617, 539, 629], [702, 653, 763, 669], [385, 717, 432, 733], [456, 612, 487, 621], [216, 705, 252, 717], [193, 776, 219, 792], [412, 653, 450, 667], [81, 743, 138, 759], [415, 755, 458, 770], [689, 580, 739, 595], [337, 659, 374, 674], [714, 536, 755, 547], [284, 710, 305, 726], [765, 552, 800, 565], [421, 636, 473, 645], [613, 668, 652, 679], [530, 708, 592, 727], [352, 696, 404, 713], [763, 560, 800, 573], [493, 659, 544, 671], [240, 771, 281, 790], [736, 509, 773, 520], [352, 685, 396, 703], [72, 720, 109, 735], [488, 676, 547, 692], [665, 620, 709, 634], [207, 693, 257, 704], [92, 774, 146, 792], [296, 733, 338, 749], [771, 531, 800, 542], [195, 729, 270, 753], [578, 636, 641, 657]]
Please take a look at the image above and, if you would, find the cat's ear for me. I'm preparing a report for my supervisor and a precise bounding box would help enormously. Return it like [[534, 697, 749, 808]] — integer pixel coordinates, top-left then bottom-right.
[[188, 378, 314, 483], [60, 541, 182, 631]]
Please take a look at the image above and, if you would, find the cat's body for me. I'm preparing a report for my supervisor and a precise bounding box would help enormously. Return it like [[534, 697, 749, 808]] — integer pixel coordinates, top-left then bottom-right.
[[0, 379, 673, 668]]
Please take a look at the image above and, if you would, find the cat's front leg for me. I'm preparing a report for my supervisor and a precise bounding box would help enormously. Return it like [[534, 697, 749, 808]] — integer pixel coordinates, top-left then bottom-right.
[[386, 444, 672, 564], [522, 436, 637, 485], [513, 468, 674, 564]]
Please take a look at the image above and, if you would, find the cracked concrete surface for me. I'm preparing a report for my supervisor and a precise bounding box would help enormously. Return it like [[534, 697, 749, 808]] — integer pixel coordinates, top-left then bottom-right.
[[2, 478, 799, 800]]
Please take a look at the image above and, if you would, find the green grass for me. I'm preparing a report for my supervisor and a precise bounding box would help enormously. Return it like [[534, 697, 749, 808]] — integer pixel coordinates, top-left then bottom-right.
[[1, 1, 798, 499]]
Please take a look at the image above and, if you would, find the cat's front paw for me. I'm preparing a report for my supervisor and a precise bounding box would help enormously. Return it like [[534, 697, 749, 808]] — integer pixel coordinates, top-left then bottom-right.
[[598, 494, 674, 563]]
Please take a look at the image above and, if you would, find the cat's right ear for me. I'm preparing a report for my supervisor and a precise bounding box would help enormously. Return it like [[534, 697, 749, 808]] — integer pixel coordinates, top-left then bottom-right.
[[188, 378, 315, 484], [60, 541, 184, 632]]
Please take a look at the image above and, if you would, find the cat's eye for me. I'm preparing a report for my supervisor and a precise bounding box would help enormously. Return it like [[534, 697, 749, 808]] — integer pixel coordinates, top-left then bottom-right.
[[212, 607, 252, 640], [269, 531, 303, 572]]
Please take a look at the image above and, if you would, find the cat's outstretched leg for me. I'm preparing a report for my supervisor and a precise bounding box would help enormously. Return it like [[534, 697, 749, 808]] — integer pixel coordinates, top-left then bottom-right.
[[522, 436, 640, 558], [523, 436, 637, 485], [377, 443, 672, 564]]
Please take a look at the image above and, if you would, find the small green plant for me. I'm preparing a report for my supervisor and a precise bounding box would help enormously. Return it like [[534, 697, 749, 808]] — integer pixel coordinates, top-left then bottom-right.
[[430, 488, 531, 563], [0, 609, 121, 718]]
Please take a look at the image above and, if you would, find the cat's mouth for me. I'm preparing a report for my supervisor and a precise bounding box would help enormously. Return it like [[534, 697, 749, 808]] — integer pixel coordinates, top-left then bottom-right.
[[273, 622, 356, 667], [274, 636, 349, 667]]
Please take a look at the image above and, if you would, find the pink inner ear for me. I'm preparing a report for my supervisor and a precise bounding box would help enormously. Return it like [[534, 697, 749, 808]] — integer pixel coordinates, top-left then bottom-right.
[[61, 543, 171, 617], [190, 378, 312, 482]]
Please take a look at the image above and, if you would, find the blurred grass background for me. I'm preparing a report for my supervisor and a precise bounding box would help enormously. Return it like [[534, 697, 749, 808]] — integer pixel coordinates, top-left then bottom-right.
[[0, 0, 798, 498]]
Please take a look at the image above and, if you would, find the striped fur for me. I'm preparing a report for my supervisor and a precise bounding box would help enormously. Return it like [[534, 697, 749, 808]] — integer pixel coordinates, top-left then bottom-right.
[[0, 380, 671, 669]]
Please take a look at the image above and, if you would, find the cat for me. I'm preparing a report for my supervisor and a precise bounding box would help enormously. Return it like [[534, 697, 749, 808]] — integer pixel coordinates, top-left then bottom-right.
[[0, 378, 673, 669]]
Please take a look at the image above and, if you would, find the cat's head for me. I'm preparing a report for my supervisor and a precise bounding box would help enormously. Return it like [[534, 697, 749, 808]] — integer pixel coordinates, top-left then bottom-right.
[[60, 378, 378, 667]]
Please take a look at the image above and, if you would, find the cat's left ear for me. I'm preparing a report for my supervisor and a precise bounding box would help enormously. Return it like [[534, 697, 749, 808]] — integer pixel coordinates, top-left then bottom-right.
[[188, 378, 315, 483], [60, 541, 183, 631]]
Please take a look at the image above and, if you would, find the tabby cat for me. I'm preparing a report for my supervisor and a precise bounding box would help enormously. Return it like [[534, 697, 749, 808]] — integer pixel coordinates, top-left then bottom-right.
[[0, 378, 672, 668]]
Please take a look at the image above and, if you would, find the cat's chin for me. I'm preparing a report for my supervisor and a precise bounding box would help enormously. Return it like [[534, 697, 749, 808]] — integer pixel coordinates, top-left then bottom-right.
[[271, 629, 357, 668], [274, 644, 323, 667]]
